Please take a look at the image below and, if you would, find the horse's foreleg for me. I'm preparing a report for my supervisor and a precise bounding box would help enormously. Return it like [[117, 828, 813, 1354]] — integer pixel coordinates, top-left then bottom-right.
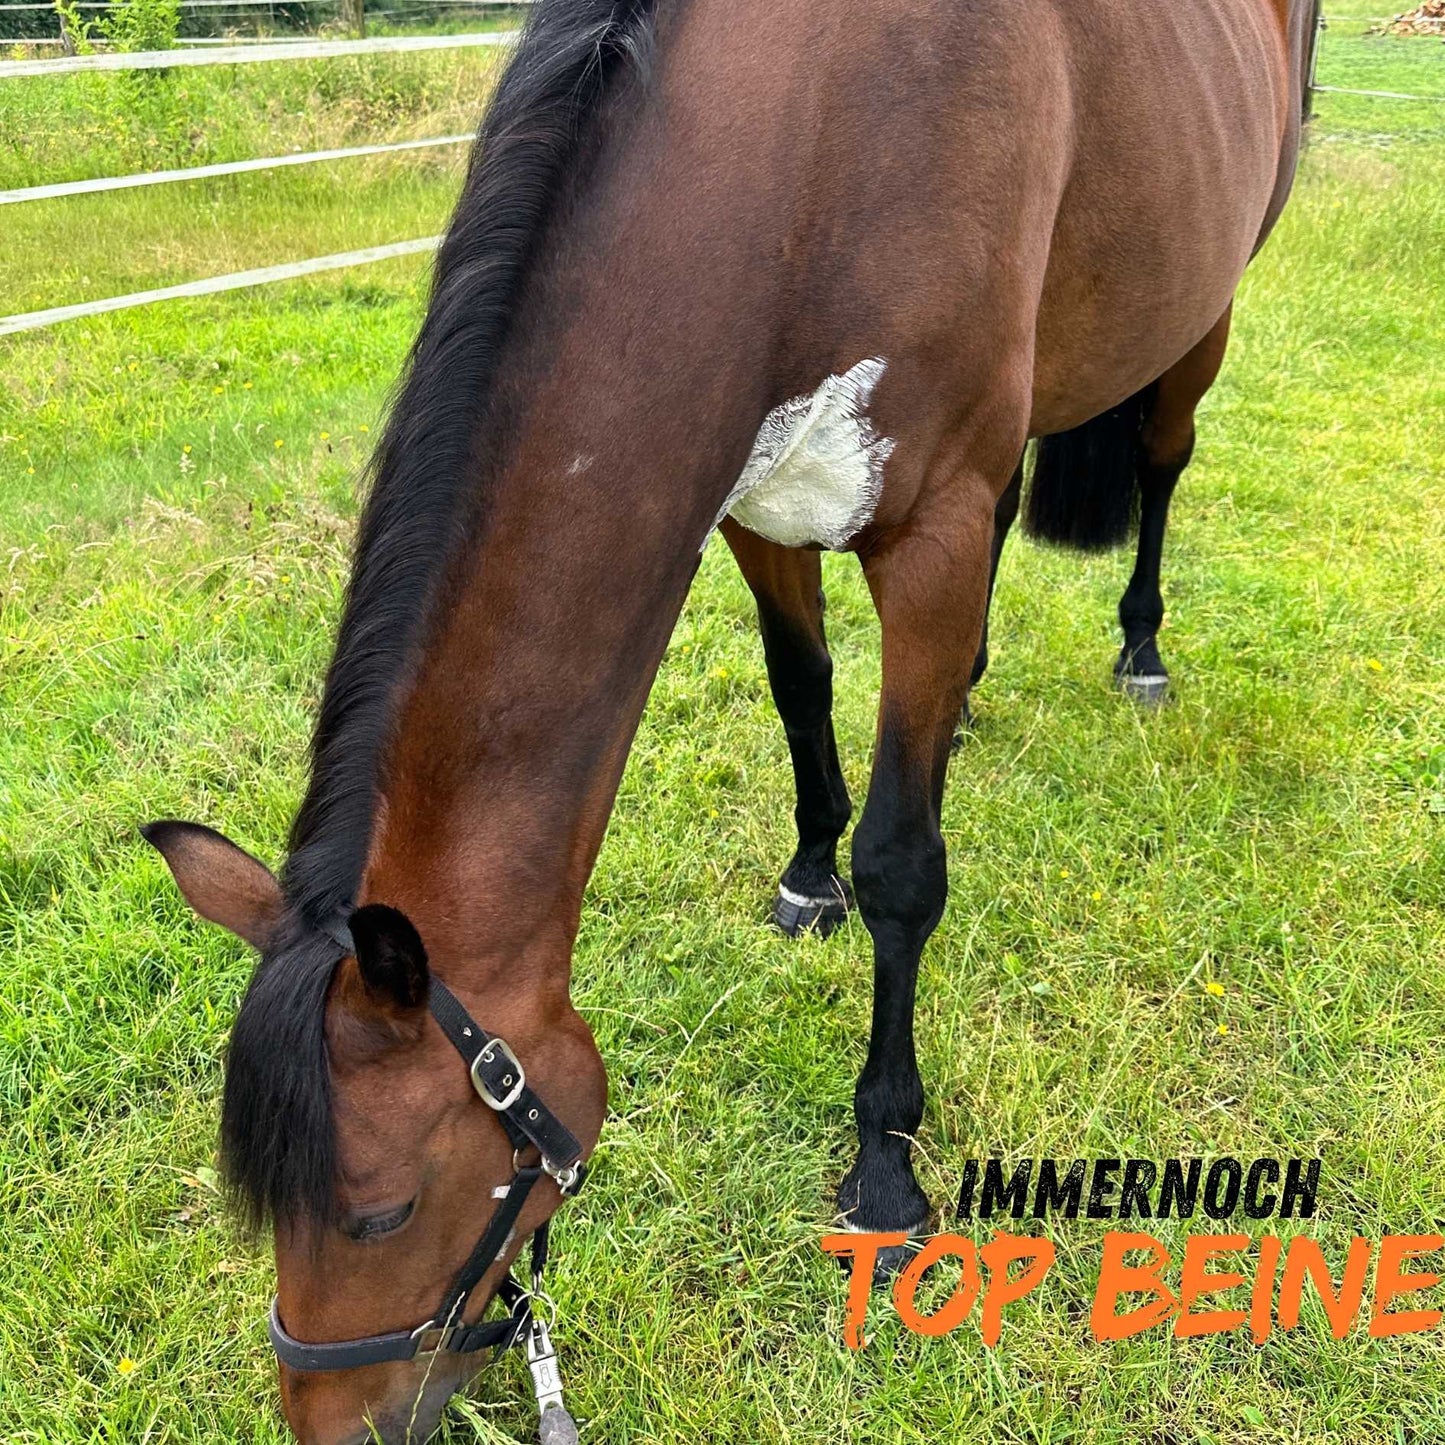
[[961, 454, 1024, 733], [721, 519, 854, 937], [839, 472, 998, 1272], [1116, 307, 1233, 703]]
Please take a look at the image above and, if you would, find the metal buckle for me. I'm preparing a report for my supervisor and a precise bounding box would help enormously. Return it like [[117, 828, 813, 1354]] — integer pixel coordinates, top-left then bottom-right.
[[409, 1320, 458, 1357], [470, 1037, 526, 1111]]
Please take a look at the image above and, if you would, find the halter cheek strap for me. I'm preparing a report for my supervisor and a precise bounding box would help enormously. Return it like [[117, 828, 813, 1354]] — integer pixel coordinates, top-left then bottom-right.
[[267, 956, 587, 1440], [428, 979, 586, 1193]]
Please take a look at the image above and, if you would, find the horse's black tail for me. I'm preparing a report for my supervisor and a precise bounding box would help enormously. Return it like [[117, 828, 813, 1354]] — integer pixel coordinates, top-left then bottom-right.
[[1022, 386, 1153, 553]]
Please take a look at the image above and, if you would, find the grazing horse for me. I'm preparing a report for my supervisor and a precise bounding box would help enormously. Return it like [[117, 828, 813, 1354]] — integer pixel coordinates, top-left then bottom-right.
[[144, 0, 1321, 1439]]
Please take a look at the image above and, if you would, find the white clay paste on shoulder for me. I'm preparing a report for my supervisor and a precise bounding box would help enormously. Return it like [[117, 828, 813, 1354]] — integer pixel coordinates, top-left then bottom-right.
[[710, 356, 895, 551]]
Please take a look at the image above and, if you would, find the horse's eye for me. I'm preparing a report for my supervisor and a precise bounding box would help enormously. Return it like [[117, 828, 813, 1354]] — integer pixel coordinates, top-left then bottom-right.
[[343, 1198, 415, 1242]]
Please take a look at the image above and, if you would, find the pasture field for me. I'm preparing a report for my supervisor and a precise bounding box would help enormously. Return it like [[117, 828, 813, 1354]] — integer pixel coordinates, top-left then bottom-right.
[[3, 18, 1444, 1445]]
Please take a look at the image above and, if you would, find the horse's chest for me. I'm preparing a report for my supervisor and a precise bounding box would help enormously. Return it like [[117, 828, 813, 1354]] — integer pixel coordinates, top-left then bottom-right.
[[718, 357, 893, 551]]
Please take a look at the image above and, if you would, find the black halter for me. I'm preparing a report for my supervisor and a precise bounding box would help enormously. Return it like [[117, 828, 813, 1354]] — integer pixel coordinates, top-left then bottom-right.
[[268, 928, 588, 1391]]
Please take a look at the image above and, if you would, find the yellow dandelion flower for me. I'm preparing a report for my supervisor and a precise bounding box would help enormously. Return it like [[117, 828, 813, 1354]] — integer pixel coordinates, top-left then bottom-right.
[[1059, 868, 1070, 879], [1091, 889, 1102, 902], [274, 439, 284, 448], [1216, 1023, 1229, 1037], [1366, 658, 1383, 672], [117, 1358, 136, 1376], [1205, 981, 1225, 997], [359, 424, 369, 433], [243, 381, 253, 390], [320, 431, 330, 441], [182, 445, 191, 454], [213, 385, 224, 394]]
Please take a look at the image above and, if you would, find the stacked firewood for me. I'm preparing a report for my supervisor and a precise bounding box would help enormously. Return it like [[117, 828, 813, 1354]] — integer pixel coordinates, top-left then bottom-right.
[[1377, 2, 1445, 36]]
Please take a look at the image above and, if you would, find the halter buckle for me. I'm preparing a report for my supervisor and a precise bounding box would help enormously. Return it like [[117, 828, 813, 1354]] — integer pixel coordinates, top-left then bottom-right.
[[409, 1319, 459, 1357], [470, 1037, 526, 1112]]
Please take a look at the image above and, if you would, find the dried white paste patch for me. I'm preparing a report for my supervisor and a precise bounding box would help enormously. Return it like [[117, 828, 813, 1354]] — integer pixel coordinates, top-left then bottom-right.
[[711, 357, 894, 551]]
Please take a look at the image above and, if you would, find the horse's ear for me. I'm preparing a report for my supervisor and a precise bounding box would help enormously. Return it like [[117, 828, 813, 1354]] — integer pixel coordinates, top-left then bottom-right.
[[141, 820, 284, 951], [347, 904, 430, 1013]]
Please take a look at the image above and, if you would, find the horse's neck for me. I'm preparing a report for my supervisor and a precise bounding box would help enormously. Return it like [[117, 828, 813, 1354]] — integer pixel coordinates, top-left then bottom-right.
[[357, 318, 760, 985], [351, 13, 797, 983]]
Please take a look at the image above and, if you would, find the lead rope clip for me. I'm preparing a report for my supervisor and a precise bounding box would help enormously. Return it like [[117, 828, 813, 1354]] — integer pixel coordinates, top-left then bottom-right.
[[526, 1317, 578, 1445]]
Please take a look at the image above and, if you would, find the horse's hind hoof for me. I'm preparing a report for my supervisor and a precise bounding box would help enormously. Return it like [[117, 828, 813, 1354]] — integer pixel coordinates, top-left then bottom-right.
[[772, 878, 853, 938], [1116, 671, 1169, 707]]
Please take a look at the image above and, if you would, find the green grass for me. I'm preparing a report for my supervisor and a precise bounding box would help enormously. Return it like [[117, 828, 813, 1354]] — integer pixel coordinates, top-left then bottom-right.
[[2, 162, 459, 313], [1314, 22, 1445, 145], [0, 48, 506, 189], [2, 23, 1445, 1445]]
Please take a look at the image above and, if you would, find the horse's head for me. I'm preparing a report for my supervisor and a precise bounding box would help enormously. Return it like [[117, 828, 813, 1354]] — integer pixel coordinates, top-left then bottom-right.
[[143, 821, 605, 1444]]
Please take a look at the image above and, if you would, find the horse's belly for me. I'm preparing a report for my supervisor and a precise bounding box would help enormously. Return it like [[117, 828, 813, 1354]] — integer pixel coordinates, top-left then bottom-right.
[[1027, 1, 1291, 432]]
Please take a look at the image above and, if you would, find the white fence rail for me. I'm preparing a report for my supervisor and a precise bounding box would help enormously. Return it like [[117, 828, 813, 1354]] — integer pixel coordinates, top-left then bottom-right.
[[0, 24, 500, 335], [0, 28, 514, 76], [0, 0, 526, 7], [0, 134, 471, 205], [1314, 83, 1445, 102], [0, 237, 440, 336]]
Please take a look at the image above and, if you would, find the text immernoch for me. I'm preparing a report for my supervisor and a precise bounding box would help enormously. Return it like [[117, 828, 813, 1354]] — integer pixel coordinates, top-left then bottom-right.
[[954, 1157, 1320, 1221]]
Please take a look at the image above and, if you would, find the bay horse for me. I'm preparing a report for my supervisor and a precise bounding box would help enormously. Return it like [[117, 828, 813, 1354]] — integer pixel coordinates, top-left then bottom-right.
[[143, 0, 1322, 1439]]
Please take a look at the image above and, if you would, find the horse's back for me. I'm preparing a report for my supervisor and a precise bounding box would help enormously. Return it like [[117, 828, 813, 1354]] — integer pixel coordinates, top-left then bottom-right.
[[658, 0, 1299, 442]]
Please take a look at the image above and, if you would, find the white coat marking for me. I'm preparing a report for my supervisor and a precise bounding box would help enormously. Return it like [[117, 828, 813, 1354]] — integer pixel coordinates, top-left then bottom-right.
[[777, 883, 837, 909], [711, 357, 894, 551]]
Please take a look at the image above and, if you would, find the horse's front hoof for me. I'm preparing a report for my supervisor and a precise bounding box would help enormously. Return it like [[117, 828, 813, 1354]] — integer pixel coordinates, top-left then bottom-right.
[[772, 878, 853, 938], [1116, 670, 1169, 707], [828, 1222, 929, 1284], [869, 1229, 926, 1284]]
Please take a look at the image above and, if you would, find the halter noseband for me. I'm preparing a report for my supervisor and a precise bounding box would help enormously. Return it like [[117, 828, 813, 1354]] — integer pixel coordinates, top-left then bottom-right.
[[267, 919, 587, 1440]]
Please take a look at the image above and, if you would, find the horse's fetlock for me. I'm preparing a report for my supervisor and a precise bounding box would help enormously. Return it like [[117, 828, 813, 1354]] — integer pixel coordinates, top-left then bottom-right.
[[1119, 589, 1165, 639], [838, 1148, 932, 1236], [855, 1074, 925, 1142]]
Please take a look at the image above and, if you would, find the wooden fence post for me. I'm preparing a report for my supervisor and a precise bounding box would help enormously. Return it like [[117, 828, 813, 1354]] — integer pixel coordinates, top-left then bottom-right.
[[56, 0, 77, 56]]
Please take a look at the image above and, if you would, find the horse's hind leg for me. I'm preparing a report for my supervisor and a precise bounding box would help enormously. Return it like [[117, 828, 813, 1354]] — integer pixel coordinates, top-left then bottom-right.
[[960, 454, 1024, 733], [721, 519, 853, 937], [839, 455, 1006, 1272], [1116, 307, 1233, 703]]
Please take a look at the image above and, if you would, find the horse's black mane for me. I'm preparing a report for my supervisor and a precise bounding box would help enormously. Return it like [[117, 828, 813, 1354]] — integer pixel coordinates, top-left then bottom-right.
[[220, 0, 659, 1229]]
